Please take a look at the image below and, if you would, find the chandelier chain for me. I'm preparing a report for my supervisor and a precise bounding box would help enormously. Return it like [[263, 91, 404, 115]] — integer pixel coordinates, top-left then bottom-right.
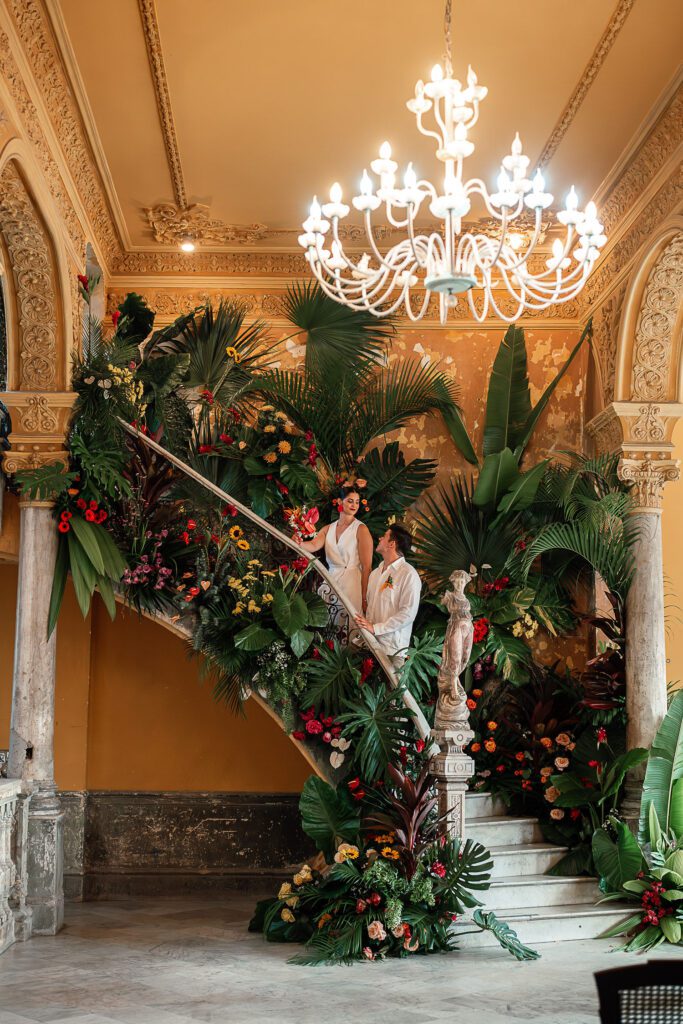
[[443, 0, 453, 78]]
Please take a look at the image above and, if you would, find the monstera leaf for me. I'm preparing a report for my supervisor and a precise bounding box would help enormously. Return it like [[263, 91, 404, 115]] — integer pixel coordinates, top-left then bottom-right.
[[299, 776, 360, 860]]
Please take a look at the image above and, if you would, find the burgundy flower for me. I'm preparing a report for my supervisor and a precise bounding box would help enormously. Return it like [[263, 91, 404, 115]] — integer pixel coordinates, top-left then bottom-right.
[[305, 720, 323, 735], [415, 739, 425, 754], [76, 498, 87, 510], [219, 434, 234, 444], [325, 638, 335, 651], [311, 648, 321, 660], [77, 274, 89, 290], [291, 730, 306, 741]]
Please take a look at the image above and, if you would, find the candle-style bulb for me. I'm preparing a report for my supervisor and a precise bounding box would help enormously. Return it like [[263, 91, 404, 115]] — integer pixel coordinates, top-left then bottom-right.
[[552, 239, 564, 261], [533, 169, 545, 192], [467, 65, 477, 87], [585, 200, 597, 220], [379, 140, 392, 160], [565, 186, 578, 211], [330, 182, 343, 203], [310, 196, 321, 218], [360, 169, 372, 195], [512, 132, 522, 155], [431, 63, 443, 82], [404, 162, 417, 188]]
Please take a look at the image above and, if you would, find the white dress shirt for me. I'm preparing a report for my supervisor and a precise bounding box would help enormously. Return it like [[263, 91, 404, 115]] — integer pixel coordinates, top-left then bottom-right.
[[365, 556, 421, 659]]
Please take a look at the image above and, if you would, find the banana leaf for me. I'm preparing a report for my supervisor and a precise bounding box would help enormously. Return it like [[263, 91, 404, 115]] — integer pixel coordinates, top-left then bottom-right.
[[482, 325, 531, 457], [638, 691, 683, 842], [473, 448, 519, 509]]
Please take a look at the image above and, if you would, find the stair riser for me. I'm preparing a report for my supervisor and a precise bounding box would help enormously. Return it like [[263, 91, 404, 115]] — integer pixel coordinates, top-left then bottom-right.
[[465, 794, 507, 819], [467, 820, 543, 847], [489, 849, 565, 877], [483, 879, 600, 910], [453, 909, 630, 946]]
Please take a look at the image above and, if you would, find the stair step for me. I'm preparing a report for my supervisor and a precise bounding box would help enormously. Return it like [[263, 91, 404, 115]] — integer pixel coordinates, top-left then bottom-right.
[[466, 815, 543, 847], [484, 873, 600, 910], [453, 902, 632, 946], [465, 792, 507, 819], [487, 843, 567, 877]]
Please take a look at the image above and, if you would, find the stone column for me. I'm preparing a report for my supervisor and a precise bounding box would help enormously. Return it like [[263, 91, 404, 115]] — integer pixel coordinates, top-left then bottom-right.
[[588, 402, 682, 821], [7, 500, 63, 934], [618, 452, 679, 819], [431, 726, 475, 838]]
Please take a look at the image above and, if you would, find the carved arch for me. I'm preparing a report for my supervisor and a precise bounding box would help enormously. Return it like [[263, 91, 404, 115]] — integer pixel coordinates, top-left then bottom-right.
[[614, 218, 683, 404]]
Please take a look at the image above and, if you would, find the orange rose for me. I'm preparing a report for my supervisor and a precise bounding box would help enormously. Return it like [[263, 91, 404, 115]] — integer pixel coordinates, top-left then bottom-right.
[[472, 689, 483, 698], [470, 742, 481, 753], [484, 739, 496, 753], [487, 721, 498, 731], [466, 698, 477, 710], [539, 737, 552, 749]]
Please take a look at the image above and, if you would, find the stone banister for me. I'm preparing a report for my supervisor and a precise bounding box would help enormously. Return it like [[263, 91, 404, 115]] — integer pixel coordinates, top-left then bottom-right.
[[0, 780, 22, 955]]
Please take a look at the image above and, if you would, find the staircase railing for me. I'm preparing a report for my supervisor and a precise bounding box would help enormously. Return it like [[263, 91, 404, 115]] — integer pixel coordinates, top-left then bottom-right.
[[118, 420, 434, 747]]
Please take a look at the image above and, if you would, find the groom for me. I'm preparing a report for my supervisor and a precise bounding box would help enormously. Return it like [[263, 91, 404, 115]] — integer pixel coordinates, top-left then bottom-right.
[[354, 523, 421, 668]]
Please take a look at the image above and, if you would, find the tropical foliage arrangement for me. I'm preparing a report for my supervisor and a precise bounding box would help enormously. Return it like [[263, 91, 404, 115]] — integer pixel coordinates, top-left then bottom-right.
[[591, 691, 683, 952], [10, 271, 641, 915], [250, 767, 539, 964]]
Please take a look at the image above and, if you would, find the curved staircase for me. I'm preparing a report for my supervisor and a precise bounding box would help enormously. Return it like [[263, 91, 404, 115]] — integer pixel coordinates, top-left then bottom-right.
[[460, 792, 629, 945]]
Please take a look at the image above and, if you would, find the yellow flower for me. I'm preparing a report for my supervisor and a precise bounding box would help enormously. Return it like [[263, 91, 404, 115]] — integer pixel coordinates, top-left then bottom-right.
[[277, 440, 292, 454], [381, 847, 400, 860], [238, 440, 247, 449], [512, 621, 524, 637], [278, 882, 292, 900], [263, 593, 274, 603], [317, 913, 332, 930], [226, 346, 241, 362], [247, 599, 261, 614], [232, 602, 245, 615], [229, 525, 243, 540], [237, 539, 250, 551], [264, 425, 276, 433], [284, 423, 295, 434], [228, 578, 241, 589], [280, 907, 295, 923], [263, 452, 277, 464], [293, 864, 312, 886], [247, 559, 261, 567], [261, 570, 276, 578], [285, 896, 299, 908], [262, 405, 274, 412], [275, 411, 288, 421], [333, 843, 360, 864]]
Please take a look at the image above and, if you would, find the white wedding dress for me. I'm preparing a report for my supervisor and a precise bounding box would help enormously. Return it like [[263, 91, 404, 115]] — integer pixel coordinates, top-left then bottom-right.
[[322, 517, 363, 627]]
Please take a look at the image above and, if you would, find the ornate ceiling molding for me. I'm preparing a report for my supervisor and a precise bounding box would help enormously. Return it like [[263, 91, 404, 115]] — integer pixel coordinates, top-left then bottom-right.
[[537, 0, 636, 168], [2, 0, 121, 265], [145, 202, 268, 246], [137, 0, 186, 209]]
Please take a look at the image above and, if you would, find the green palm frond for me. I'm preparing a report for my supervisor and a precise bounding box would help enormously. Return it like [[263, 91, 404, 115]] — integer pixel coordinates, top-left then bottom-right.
[[358, 442, 436, 531], [339, 684, 411, 782], [302, 643, 360, 715], [282, 280, 393, 375], [522, 521, 637, 599], [413, 475, 520, 590]]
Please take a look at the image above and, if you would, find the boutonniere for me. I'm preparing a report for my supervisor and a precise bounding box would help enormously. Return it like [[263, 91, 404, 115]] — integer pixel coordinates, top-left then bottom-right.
[[381, 575, 394, 592]]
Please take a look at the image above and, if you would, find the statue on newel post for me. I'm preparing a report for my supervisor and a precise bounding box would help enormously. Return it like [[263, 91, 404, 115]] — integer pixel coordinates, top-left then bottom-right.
[[430, 569, 476, 838]]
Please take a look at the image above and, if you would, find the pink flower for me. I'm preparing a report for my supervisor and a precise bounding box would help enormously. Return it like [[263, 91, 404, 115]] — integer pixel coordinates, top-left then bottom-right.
[[367, 921, 386, 942], [431, 861, 446, 878], [362, 947, 374, 961], [305, 720, 323, 735]]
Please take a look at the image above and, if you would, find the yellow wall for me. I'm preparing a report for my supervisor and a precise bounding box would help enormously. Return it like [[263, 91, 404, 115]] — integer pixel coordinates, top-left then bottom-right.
[[0, 563, 311, 792], [662, 418, 683, 688]]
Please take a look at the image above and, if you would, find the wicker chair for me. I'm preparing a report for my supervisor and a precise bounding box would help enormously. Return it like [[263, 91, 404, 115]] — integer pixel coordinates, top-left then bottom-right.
[[595, 961, 683, 1023]]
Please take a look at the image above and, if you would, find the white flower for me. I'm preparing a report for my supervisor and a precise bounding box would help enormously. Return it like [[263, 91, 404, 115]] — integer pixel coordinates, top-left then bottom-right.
[[329, 751, 345, 769]]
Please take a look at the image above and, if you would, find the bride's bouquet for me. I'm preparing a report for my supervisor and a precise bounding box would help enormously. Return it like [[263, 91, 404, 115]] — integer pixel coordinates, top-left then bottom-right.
[[284, 505, 319, 543]]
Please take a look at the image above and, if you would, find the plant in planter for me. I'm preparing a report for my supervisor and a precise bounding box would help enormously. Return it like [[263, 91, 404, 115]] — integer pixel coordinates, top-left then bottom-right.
[[592, 691, 683, 952]]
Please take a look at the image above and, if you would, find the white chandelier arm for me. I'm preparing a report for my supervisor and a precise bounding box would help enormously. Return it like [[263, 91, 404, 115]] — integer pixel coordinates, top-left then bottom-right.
[[415, 109, 443, 148]]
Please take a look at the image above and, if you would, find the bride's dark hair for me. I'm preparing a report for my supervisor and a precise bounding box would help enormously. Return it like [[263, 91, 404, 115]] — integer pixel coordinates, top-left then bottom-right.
[[339, 484, 360, 501]]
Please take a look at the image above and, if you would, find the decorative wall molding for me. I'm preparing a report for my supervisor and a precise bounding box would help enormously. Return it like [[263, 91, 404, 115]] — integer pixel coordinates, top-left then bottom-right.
[[537, 0, 636, 169], [137, 0, 186, 209], [591, 279, 627, 404], [0, 161, 61, 391], [631, 232, 683, 401], [145, 202, 269, 247], [0, 390, 75, 474]]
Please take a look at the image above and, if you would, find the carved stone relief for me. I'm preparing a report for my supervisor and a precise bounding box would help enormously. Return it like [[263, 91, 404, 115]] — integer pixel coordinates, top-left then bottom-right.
[[631, 233, 683, 402]]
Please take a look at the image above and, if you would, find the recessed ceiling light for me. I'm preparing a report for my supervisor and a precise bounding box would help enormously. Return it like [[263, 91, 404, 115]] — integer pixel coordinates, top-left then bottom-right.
[[180, 236, 195, 252]]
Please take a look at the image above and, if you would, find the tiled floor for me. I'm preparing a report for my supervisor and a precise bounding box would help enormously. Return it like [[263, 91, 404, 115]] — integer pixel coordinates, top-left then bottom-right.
[[0, 895, 681, 1024]]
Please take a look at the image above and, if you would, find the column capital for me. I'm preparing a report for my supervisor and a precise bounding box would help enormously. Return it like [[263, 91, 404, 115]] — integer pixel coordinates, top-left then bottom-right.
[[618, 452, 680, 511], [0, 391, 75, 475]]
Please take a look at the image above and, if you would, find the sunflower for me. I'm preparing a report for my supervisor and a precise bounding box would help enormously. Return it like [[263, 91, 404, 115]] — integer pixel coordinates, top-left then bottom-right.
[[236, 539, 250, 551], [229, 525, 243, 540], [225, 346, 241, 362], [381, 847, 400, 860]]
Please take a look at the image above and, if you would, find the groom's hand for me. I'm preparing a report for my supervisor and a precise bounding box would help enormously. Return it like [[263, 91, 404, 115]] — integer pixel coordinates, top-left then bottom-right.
[[355, 614, 375, 634]]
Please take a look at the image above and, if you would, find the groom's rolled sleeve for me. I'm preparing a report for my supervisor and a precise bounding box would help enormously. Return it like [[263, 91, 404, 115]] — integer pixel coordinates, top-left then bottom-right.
[[372, 573, 421, 636]]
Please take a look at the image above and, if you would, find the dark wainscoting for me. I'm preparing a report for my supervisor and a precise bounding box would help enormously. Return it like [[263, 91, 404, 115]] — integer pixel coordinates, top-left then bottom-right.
[[61, 790, 312, 899]]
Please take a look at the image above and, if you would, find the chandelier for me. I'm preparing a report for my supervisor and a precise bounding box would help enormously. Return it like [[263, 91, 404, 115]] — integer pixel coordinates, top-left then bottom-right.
[[299, 1, 607, 324]]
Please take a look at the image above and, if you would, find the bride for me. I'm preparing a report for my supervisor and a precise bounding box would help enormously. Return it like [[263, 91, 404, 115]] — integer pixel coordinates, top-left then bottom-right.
[[298, 484, 373, 623]]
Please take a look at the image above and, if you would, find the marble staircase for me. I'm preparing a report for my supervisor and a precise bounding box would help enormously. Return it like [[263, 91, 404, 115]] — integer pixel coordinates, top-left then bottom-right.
[[459, 791, 629, 946]]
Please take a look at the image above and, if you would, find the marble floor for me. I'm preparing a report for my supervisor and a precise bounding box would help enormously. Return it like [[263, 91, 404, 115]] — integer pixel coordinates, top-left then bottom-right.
[[0, 896, 681, 1024]]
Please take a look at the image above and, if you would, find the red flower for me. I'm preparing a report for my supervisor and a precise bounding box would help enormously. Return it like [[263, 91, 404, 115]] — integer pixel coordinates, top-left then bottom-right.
[[399, 745, 408, 765], [352, 789, 366, 801], [596, 727, 607, 745], [198, 444, 215, 454], [275, 480, 288, 495], [200, 390, 214, 405], [495, 764, 506, 773], [292, 557, 308, 573], [222, 504, 238, 518], [472, 617, 490, 643], [569, 808, 581, 820], [219, 434, 234, 444], [186, 519, 196, 532], [185, 586, 200, 600], [228, 407, 241, 423], [111, 310, 121, 329], [355, 899, 366, 914], [588, 760, 600, 769], [60, 510, 72, 521], [279, 563, 290, 573], [368, 893, 381, 906], [97, 510, 108, 524], [85, 510, 96, 522], [76, 498, 87, 510], [180, 531, 191, 545], [322, 732, 332, 743], [299, 707, 316, 722], [321, 716, 334, 727], [311, 647, 321, 660], [305, 720, 323, 735], [325, 638, 335, 651], [89, 500, 98, 510], [515, 538, 527, 551], [415, 739, 425, 754], [292, 730, 306, 741], [431, 861, 446, 878], [347, 777, 361, 791], [360, 657, 375, 684], [58, 521, 70, 533], [305, 430, 314, 441], [77, 274, 89, 290]]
